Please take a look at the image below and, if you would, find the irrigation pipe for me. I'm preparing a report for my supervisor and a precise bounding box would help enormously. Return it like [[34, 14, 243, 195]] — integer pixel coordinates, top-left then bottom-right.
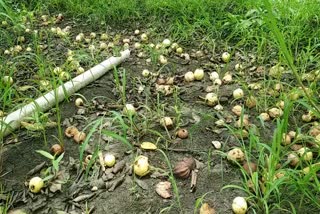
[[0, 49, 130, 137]]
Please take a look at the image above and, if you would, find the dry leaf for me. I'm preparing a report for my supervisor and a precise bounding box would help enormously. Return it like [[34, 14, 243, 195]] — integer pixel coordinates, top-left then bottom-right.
[[155, 181, 172, 199], [49, 183, 62, 193]]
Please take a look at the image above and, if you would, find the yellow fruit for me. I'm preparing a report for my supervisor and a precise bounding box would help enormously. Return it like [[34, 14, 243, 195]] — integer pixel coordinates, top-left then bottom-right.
[[29, 177, 44, 193], [133, 155, 150, 177]]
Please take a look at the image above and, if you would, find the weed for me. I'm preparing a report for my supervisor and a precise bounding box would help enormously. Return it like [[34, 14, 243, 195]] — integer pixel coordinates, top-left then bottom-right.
[[36, 150, 64, 180], [158, 149, 181, 212]]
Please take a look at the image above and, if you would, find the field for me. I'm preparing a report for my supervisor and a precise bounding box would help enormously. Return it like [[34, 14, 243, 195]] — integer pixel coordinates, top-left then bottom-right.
[[1, 0, 320, 213]]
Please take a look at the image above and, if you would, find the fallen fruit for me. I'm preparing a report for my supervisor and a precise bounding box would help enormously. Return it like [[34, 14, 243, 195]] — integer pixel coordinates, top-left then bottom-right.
[[184, 71, 195, 82], [123, 104, 136, 115], [200, 203, 216, 214], [211, 141, 222, 149], [84, 155, 93, 166], [104, 153, 116, 167], [29, 177, 44, 193], [75, 98, 84, 107], [281, 133, 291, 146], [194, 68, 204, 80], [73, 131, 86, 144], [65, 126, 79, 138], [259, 112, 270, 121], [53, 67, 62, 75], [173, 157, 196, 179], [59, 71, 71, 81], [245, 96, 257, 108], [222, 72, 232, 83], [160, 117, 173, 129], [140, 142, 157, 150], [50, 144, 64, 156], [232, 197, 247, 214], [134, 155, 150, 177], [227, 148, 245, 163], [297, 147, 313, 161], [268, 108, 283, 118], [235, 63, 243, 71], [176, 128, 188, 139], [176, 47, 183, 54], [269, 65, 284, 78], [155, 181, 172, 199], [159, 55, 168, 64], [142, 69, 150, 77], [233, 88, 244, 99], [232, 105, 243, 116], [242, 161, 257, 175], [162, 39, 171, 47], [141, 33, 148, 41], [205, 93, 218, 106], [209, 72, 219, 81], [288, 153, 299, 167], [222, 52, 231, 63], [3, 76, 13, 86]]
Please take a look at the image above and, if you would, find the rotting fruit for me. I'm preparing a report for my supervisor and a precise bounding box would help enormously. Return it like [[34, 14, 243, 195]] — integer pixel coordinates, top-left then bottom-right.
[[50, 144, 64, 156], [65, 126, 79, 138], [227, 148, 245, 163], [160, 117, 173, 129], [73, 131, 86, 144], [173, 157, 196, 179], [176, 128, 188, 139]]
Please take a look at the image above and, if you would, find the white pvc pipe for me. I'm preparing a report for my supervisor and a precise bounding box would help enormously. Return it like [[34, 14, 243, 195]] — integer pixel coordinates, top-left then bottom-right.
[[1, 49, 130, 137]]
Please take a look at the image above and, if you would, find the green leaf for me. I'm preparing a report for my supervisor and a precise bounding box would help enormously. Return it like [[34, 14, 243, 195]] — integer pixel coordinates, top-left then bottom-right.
[[102, 130, 132, 149], [42, 174, 55, 182], [52, 160, 59, 172], [36, 150, 54, 160], [79, 118, 102, 169], [55, 152, 64, 163]]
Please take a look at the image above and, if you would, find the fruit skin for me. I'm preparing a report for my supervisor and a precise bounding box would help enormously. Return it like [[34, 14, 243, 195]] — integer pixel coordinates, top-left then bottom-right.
[[29, 177, 44, 193]]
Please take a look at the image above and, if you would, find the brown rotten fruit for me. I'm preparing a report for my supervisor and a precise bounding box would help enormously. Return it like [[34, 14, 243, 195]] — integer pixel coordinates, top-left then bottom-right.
[[173, 157, 196, 179], [50, 144, 64, 156], [73, 131, 86, 144], [65, 126, 78, 138], [242, 161, 257, 175], [176, 128, 188, 139]]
